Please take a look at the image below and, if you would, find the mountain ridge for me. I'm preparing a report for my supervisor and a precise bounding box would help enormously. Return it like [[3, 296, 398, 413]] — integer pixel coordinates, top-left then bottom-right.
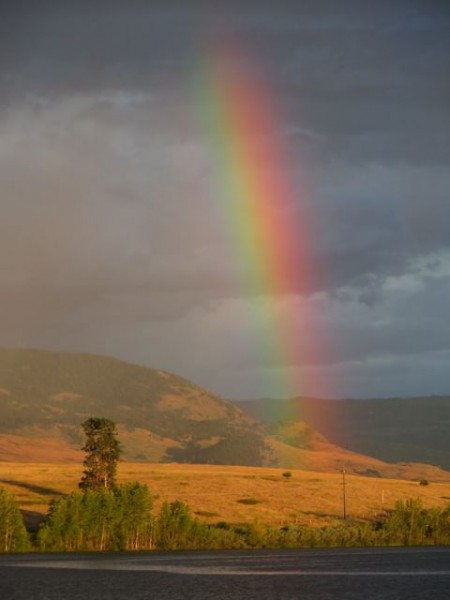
[[1, 348, 449, 480], [234, 395, 450, 470], [0, 347, 270, 466]]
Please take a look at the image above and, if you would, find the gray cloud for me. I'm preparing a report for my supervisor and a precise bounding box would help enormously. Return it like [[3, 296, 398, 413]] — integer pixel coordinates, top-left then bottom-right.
[[1, 1, 449, 398]]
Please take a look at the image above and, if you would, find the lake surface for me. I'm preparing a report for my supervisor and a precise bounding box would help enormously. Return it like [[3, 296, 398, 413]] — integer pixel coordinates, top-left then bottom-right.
[[1, 546, 450, 599]]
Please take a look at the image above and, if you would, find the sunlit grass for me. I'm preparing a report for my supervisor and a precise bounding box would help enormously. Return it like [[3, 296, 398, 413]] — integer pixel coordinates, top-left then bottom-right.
[[2, 461, 450, 528]]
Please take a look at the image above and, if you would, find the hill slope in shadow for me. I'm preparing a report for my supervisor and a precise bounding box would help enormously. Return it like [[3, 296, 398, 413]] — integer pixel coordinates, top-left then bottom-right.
[[234, 396, 450, 471]]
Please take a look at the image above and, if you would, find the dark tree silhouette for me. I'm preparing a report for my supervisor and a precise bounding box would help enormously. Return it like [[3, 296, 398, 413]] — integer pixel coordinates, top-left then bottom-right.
[[79, 417, 121, 491]]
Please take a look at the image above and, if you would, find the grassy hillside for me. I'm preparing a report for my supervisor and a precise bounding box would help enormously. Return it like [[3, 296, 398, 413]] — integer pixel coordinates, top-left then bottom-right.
[[1, 348, 449, 477], [235, 396, 450, 470], [0, 348, 270, 466], [3, 461, 450, 531]]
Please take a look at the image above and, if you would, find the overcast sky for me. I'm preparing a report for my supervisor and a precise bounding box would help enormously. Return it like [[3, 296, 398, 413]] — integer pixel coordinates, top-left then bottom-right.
[[1, 1, 449, 400]]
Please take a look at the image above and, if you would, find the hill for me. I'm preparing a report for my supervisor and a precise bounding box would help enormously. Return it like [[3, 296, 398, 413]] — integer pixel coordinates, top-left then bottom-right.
[[234, 396, 450, 470], [1, 348, 449, 480], [0, 348, 270, 466]]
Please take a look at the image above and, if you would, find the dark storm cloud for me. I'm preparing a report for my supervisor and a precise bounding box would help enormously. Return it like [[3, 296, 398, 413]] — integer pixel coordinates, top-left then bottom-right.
[[2, 1, 448, 169], [1, 1, 449, 397], [310, 167, 450, 297], [329, 269, 450, 362]]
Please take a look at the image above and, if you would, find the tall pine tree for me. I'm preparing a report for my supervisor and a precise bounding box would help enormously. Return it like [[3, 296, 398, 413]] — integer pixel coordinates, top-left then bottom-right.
[[79, 417, 121, 491]]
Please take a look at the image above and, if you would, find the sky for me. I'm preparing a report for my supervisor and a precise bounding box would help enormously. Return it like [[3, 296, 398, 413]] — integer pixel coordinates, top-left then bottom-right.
[[1, 1, 449, 400]]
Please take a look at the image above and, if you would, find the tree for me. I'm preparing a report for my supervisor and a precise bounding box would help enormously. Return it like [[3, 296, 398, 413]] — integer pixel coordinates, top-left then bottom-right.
[[79, 417, 121, 491], [156, 500, 200, 550], [38, 484, 154, 552], [114, 483, 155, 550], [0, 487, 29, 552]]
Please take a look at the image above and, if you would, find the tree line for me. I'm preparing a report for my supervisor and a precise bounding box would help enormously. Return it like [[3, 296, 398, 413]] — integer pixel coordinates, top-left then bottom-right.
[[2, 417, 450, 552], [4, 488, 450, 553]]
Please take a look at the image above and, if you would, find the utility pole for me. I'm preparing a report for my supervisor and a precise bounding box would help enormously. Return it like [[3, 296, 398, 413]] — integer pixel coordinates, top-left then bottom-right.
[[342, 464, 347, 520]]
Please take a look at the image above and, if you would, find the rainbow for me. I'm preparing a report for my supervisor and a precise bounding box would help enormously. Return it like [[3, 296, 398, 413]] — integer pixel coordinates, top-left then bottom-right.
[[195, 38, 321, 402]]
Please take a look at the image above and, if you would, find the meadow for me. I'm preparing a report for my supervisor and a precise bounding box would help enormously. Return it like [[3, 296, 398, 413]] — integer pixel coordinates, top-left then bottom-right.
[[1, 461, 450, 530]]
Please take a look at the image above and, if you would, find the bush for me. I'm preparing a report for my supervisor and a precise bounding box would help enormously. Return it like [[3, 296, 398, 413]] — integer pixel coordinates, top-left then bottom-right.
[[155, 501, 214, 550]]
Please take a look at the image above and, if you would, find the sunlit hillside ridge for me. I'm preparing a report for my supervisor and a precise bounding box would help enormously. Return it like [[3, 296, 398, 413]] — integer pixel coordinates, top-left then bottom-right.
[[0, 348, 269, 466], [1, 348, 449, 481]]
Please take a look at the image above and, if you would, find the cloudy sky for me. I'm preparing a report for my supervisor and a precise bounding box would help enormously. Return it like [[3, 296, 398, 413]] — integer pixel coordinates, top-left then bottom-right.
[[1, 1, 449, 400]]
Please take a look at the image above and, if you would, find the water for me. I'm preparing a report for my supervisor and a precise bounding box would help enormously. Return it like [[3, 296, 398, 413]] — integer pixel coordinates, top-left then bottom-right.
[[1, 547, 450, 599]]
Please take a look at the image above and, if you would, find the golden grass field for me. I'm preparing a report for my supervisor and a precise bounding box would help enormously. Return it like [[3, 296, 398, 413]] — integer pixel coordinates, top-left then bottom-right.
[[1, 461, 450, 529]]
